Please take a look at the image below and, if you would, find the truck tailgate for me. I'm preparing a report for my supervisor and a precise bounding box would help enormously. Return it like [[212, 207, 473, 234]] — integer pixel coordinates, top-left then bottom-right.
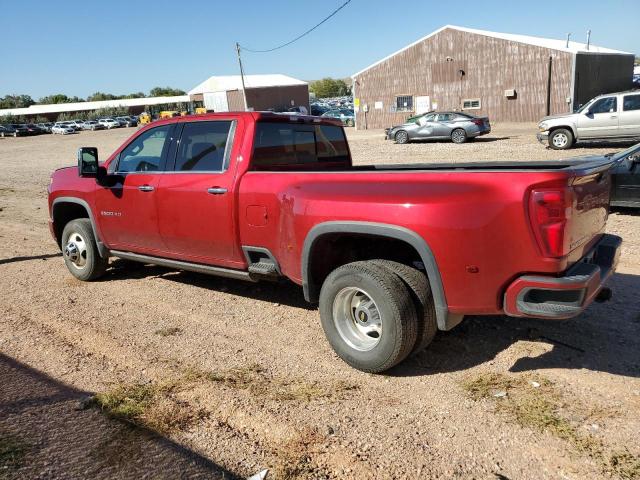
[[568, 169, 611, 255]]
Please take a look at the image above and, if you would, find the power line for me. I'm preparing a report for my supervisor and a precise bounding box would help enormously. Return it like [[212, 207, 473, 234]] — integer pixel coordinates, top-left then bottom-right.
[[239, 0, 352, 53]]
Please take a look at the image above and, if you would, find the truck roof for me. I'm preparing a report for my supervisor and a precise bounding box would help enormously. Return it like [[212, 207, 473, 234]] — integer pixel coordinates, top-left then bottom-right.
[[147, 111, 344, 128]]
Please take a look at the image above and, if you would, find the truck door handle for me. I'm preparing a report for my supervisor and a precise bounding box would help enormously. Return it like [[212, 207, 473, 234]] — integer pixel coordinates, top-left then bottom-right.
[[138, 185, 154, 192], [207, 187, 227, 195]]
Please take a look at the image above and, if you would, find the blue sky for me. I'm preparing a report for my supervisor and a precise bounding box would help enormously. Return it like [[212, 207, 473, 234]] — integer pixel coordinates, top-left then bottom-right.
[[1, 0, 638, 99]]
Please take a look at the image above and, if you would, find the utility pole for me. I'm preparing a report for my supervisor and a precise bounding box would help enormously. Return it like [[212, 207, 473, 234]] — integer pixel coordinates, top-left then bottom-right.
[[586, 30, 591, 51], [235, 42, 249, 111]]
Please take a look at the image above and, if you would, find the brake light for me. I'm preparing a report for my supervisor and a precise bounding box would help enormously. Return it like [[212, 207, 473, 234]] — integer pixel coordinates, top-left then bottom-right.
[[472, 119, 484, 126], [529, 188, 573, 258]]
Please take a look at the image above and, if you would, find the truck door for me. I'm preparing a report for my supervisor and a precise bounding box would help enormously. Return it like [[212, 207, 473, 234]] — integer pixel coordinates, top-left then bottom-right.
[[619, 93, 640, 137], [576, 96, 619, 138], [95, 124, 175, 252], [156, 119, 242, 267], [612, 154, 640, 206]]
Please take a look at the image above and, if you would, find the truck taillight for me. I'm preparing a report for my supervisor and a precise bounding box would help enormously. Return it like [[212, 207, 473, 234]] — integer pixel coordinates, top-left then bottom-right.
[[529, 188, 572, 258]]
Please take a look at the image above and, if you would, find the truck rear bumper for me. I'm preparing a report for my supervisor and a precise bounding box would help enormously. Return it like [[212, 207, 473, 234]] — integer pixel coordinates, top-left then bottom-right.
[[503, 234, 621, 319]]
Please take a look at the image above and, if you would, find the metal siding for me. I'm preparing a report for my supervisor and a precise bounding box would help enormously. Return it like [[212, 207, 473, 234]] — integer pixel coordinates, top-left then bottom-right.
[[353, 28, 576, 128], [225, 86, 310, 112], [573, 53, 635, 108]]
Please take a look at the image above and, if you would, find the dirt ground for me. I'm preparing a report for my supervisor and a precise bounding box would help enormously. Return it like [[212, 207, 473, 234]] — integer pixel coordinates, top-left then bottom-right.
[[0, 124, 639, 480]]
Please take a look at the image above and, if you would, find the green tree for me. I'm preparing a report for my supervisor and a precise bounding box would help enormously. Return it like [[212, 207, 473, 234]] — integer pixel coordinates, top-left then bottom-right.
[[0, 94, 35, 109], [309, 78, 351, 99], [149, 87, 186, 97], [86, 92, 119, 102], [38, 94, 84, 104]]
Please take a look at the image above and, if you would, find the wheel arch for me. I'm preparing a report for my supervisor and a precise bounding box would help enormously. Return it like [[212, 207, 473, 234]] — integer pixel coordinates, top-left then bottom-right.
[[301, 221, 461, 330], [549, 124, 577, 140], [52, 197, 108, 258]]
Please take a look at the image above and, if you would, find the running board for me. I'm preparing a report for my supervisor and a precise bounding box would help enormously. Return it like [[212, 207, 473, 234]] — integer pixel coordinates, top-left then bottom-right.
[[110, 250, 256, 282]]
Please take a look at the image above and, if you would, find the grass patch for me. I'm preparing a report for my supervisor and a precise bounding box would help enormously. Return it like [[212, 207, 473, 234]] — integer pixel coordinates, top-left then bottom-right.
[[0, 434, 29, 476], [154, 327, 182, 337], [462, 372, 640, 478], [187, 363, 358, 402], [92, 380, 206, 433], [271, 426, 325, 480]]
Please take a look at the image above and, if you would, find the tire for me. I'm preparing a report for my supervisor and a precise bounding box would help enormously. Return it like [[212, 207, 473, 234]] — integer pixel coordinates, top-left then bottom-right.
[[395, 130, 409, 144], [346, 119, 354, 127], [370, 260, 437, 355], [451, 128, 467, 144], [61, 219, 108, 281], [548, 128, 573, 150], [319, 261, 418, 373]]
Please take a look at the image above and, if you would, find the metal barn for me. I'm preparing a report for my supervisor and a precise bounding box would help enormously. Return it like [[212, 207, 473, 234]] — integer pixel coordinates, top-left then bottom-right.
[[351, 25, 635, 128]]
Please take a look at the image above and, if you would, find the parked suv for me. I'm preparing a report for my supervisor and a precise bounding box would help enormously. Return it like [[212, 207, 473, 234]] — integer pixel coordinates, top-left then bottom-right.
[[538, 90, 640, 149]]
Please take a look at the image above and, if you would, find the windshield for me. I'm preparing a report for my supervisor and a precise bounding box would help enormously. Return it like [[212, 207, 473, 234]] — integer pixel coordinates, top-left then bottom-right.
[[611, 142, 640, 161], [576, 98, 595, 114]]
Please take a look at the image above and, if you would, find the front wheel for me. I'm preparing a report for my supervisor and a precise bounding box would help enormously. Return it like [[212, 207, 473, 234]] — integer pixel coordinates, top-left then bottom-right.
[[346, 119, 354, 127], [319, 261, 418, 373], [395, 130, 409, 144], [548, 128, 573, 150], [61, 219, 108, 281]]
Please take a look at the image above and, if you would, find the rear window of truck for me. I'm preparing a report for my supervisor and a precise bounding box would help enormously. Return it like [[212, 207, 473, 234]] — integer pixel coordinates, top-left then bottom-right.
[[251, 122, 350, 171]]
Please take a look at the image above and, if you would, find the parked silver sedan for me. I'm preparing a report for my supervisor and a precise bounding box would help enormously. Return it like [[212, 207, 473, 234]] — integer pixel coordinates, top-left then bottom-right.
[[385, 111, 491, 144]]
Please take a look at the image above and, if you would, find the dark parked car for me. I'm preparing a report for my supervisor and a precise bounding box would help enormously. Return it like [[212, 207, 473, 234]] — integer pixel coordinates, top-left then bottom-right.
[[321, 109, 355, 126], [610, 142, 640, 208], [386, 111, 491, 144], [25, 123, 45, 135], [310, 104, 329, 116], [8, 124, 30, 136]]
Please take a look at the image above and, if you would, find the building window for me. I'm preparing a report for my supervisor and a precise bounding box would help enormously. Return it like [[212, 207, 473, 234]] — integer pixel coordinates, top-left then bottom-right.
[[462, 98, 481, 110], [395, 95, 414, 112]]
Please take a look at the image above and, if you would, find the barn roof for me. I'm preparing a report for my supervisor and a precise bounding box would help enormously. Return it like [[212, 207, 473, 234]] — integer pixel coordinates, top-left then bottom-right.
[[188, 74, 307, 95], [0, 95, 191, 117], [352, 25, 633, 78]]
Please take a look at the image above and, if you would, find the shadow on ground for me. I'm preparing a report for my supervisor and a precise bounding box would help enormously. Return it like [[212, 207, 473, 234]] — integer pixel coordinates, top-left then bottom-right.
[[104, 258, 313, 310], [102, 261, 640, 381], [393, 272, 640, 379], [0, 252, 61, 265], [404, 136, 510, 144], [558, 139, 639, 150], [0, 353, 239, 479]]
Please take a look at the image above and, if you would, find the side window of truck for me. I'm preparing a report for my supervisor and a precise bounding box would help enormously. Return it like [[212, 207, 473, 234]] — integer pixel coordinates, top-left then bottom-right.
[[252, 123, 349, 170], [174, 121, 234, 172], [117, 125, 172, 173], [623, 95, 640, 111]]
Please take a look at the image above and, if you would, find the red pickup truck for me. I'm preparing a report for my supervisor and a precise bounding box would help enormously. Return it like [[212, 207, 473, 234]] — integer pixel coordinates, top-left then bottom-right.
[[48, 112, 621, 373]]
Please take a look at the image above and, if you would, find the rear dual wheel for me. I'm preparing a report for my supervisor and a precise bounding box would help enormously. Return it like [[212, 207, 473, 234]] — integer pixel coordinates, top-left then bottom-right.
[[319, 260, 437, 373]]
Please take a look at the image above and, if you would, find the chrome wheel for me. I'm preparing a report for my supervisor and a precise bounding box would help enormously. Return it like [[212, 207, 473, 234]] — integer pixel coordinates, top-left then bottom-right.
[[452, 129, 466, 143], [64, 231, 88, 269], [395, 131, 408, 144], [332, 287, 382, 351], [552, 132, 569, 148]]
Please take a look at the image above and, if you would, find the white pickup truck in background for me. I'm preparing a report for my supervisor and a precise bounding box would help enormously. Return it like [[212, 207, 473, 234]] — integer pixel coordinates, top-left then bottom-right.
[[538, 90, 640, 149]]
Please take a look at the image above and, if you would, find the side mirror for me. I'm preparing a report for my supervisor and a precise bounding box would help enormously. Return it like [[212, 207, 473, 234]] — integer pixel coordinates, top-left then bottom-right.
[[78, 147, 98, 177]]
